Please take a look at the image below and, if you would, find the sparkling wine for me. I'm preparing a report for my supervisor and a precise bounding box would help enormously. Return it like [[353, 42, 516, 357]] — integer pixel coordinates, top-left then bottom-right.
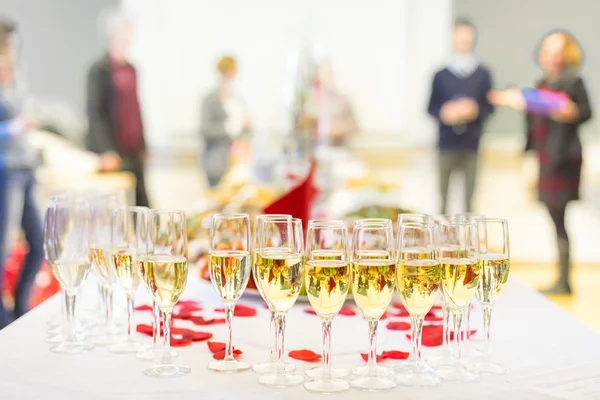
[[111, 251, 140, 291], [143, 255, 188, 309], [436, 245, 467, 259], [305, 259, 350, 319], [355, 250, 390, 260], [209, 250, 251, 303], [310, 249, 345, 261], [398, 247, 434, 260], [441, 258, 481, 309], [89, 247, 114, 284], [255, 248, 304, 312], [52, 259, 90, 290], [476, 253, 510, 305], [351, 259, 396, 319], [251, 249, 266, 298], [396, 259, 441, 315]]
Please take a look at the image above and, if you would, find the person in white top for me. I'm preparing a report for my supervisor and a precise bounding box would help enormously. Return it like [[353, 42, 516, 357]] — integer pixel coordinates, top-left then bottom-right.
[[200, 56, 250, 188]]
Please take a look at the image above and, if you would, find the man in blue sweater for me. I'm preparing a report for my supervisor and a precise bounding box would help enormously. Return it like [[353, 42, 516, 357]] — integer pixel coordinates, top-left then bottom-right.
[[428, 18, 494, 214]]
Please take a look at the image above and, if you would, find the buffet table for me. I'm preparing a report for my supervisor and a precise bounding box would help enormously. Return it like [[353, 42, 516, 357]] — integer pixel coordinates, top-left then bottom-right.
[[1, 278, 599, 399]]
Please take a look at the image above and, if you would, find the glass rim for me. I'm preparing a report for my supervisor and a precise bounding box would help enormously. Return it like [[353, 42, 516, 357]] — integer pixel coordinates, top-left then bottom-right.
[[308, 219, 346, 228], [212, 212, 248, 220], [480, 217, 508, 224], [148, 209, 186, 219], [114, 206, 149, 214], [255, 214, 292, 222], [354, 218, 392, 226], [436, 218, 478, 227], [397, 213, 434, 220]]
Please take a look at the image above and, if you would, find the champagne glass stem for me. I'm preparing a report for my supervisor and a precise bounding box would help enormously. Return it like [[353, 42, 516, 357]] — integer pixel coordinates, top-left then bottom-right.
[[410, 315, 424, 369], [466, 305, 472, 341], [224, 302, 235, 361], [152, 301, 160, 349], [321, 318, 332, 380], [269, 309, 277, 362], [103, 284, 113, 332], [97, 280, 105, 316], [125, 292, 134, 342], [367, 319, 378, 374], [443, 302, 450, 347], [453, 310, 464, 361], [161, 309, 172, 364], [482, 304, 493, 360], [274, 311, 287, 374], [64, 290, 77, 342]]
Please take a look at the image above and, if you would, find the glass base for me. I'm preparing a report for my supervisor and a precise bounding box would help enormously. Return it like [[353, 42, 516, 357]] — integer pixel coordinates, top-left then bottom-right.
[[350, 376, 396, 391], [258, 373, 304, 387], [91, 334, 125, 347], [392, 360, 415, 373], [304, 379, 350, 394], [427, 354, 455, 368], [143, 364, 190, 378], [109, 341, 151, 354], [50, 340, 94, 354], [352, 364, 394, 377], [208, 359, 251, 373], [473, 360, 508, 375], [136, 348, 178, 361], [305, 366, 349, 379], [436, 364, 479, 382], [395, 362, 441, 387], [252, 361, 295, 374]]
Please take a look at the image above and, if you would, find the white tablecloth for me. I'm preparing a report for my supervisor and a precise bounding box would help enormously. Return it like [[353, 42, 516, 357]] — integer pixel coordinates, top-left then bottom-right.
[[1, 278, 600, 400]]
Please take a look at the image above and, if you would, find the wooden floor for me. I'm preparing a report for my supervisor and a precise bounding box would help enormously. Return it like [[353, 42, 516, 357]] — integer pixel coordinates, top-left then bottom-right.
[[146, 146, 600, 333]]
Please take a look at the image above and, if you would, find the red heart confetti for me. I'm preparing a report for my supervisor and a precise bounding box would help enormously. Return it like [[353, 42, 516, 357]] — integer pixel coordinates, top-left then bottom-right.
[[136, 324, 154, 336], [207, 341, 243, 359], [189, 316, 226, 326], [423, 325, 443, 337], [382, 350, 410, 360], [361, 353, 385, 362], [431, 305, 443, 311], [212, 350, 242, 360], [214, 304, 257, 317], [449, 330, 477, 341], [303, 308, 317, 315], [379, 311, 391, 320], [338, 306, 356, 316], [170, 335, 193, 347], [386, 321, 411, 331], [388, 308, 410, 317], [177, 300, 202, 307], [288, 349, 322, 362], [134, 304, 153, 312]]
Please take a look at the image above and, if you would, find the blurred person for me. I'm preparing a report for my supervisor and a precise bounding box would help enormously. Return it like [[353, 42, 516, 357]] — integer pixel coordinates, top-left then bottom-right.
[[428, 17, 494, 214], [488, 30, 592, 294], [200, 56, 250, 188], [86, 9, 149, 207], [303, 61, 358, 147], [0, 18, 43, 328]]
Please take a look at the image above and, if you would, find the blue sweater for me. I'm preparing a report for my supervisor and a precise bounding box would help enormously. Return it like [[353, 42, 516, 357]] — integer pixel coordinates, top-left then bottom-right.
[[427, 66, 494, 151]]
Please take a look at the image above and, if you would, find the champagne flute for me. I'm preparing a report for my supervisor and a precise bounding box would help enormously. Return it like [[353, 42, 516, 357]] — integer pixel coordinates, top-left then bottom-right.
[[436, 219, 481, 382], [473, 218, 510, 374], [395, 222, 441, 387], [208, 213, 252, 373], [349, 219, 397, 391], [256, 217, 305, 387], [455, 212, 486, 346], [303, 220, 351, 394], [251, 214, 295, 374], [43, 200, 94, 354], [89, 195, 126, 346], [109, 206, 151, 353], [142, 210, 190, 378]]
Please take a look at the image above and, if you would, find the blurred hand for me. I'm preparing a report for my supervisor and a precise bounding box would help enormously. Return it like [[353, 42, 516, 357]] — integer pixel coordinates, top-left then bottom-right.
[[456, 98, 479, 122], [440, 101, 461, 125], [487, 88, 525, 111], [25, 117, 39, 131], [549, 99, 579, 123], [100, 152, 121, 172]]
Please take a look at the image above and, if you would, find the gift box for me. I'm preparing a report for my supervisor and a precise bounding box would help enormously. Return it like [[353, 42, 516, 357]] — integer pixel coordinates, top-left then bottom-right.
[[522, 88, 569, 116]]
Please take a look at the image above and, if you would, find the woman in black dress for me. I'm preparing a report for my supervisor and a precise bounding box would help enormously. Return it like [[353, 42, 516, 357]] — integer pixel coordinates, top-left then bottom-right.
[[488, 30, 592, 294]]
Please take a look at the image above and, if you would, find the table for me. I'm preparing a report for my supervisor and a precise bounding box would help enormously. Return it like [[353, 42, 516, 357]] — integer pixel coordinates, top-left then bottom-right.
[[1, 278, 600, 399]]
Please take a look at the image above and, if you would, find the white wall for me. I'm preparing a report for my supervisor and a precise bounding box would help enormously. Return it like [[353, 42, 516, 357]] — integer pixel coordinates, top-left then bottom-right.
[[123, 0, 453, 150]]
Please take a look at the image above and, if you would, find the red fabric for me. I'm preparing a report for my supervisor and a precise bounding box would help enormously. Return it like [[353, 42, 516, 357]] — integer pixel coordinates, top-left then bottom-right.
[[109, 57, 144, 155], [263, 160, 318, 233]]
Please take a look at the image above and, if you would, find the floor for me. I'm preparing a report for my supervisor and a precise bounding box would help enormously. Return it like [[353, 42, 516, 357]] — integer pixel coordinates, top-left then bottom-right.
[[144, 146, 600, 333]]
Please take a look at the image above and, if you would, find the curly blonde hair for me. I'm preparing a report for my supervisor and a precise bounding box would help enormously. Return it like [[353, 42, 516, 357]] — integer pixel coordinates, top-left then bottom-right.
[[217, 56, 237, 76], [538, 30, 583, 68]]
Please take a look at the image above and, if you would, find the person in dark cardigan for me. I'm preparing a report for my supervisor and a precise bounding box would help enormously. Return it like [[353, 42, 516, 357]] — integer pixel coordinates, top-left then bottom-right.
[[489, 30, 592, 294], [86, 9, 149, 207], [428, 18, 494, 214]]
